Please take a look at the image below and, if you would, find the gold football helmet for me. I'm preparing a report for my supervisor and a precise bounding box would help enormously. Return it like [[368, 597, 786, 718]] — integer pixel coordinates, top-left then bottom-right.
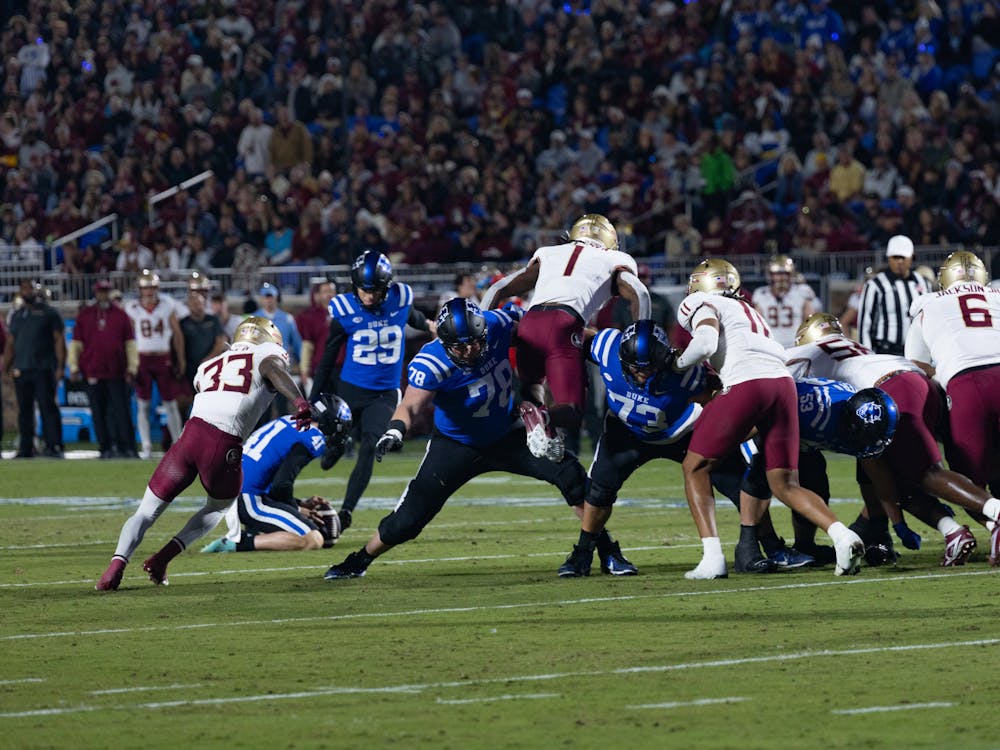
[[767, 254, 795, 275], [233, 316, 283, 347], [188, 271, 211, 292], [687, 258, 741, 295], [567, 214, 619, 251], [137, 269, 160, 288], [795, 312, 844, 346], [938, 251, 988, 290]]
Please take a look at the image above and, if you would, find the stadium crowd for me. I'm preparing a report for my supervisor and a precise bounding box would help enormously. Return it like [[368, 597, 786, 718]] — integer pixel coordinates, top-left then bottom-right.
[[1, 0, 1000, 287]]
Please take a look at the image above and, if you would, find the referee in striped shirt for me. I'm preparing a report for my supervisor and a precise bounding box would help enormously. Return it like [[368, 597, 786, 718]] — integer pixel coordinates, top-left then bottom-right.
[[857, 235, 930, 355]]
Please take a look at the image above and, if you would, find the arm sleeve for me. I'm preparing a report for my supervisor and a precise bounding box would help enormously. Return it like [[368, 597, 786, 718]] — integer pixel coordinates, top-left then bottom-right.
[[407, 306, 431, 332], [126, 339, 138, 374], [675, 314, 720, 370], [615, 270, 652, 319], [268, 443, 315, 503], [309, 319, 347, 401]]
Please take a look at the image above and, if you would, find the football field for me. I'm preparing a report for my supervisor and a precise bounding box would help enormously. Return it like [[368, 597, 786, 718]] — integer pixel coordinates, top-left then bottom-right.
[[2, 447, 999, 749]]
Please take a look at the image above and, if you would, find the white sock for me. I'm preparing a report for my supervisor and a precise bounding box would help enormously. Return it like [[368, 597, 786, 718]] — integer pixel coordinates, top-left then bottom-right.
[[137, 399, 152, 452], [702, 537, 724, 558], [223, 501, 241, 542], [983, 498, 1000, 523], [113, 488, 169, 560], [937, 516, 963, 537], [163, 400, 183, 443], [173, 496, 235, 548], [826, 521, 850, 545]]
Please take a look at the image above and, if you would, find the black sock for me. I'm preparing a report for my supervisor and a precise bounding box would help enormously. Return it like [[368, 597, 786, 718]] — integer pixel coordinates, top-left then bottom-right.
[[355, 546, 375, 567], [578, 530, 600, 551], [738, 524, 758, 546], [236, 533, 256, 552], [758, 529, 783, 555]]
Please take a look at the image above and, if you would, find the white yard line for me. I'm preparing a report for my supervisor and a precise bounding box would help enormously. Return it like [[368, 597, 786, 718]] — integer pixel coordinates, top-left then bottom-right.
[[0, 678, 44, 685], [435, 693, 560, 705], [1, 569, 993, 641], [0, 639, 989, 720], [626, 697, 748, 710], [832, 702, 956, 715], [89, 684, 203, 695]]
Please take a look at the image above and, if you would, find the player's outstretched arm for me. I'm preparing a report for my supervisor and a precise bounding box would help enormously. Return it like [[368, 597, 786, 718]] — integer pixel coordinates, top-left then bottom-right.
[[615, 268, 651, 320], [261, 355, 311, 429], [375, 385, 435, 461], [480, 262, 540, 310]]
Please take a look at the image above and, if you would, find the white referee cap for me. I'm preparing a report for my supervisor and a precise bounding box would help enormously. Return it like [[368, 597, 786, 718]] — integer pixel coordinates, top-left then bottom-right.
[[886, 235, 914, 259]]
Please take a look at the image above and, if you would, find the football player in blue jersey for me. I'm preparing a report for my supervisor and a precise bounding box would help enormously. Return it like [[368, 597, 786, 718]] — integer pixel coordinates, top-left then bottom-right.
[[557, 320, 764, 578], [309, 251, 434, 530], [740, 378, 974, 569], [200, 393, 353, 553], [323, 298, 632, 580]]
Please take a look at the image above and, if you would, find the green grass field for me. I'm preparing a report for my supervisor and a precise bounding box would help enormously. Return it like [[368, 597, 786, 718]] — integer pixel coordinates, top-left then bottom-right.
[[2, 447, 1000, 749]]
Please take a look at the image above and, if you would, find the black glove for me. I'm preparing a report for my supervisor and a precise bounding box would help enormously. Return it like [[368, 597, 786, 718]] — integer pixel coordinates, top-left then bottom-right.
[[375, 428, 403, 462]]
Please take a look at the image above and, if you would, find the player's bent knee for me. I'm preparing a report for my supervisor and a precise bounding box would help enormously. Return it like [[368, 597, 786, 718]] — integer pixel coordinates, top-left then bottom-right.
[[302, 530, 324, 550], [378, 509, 428, 546], [586, 481, 618, 508], [554, 461, 587, 506]]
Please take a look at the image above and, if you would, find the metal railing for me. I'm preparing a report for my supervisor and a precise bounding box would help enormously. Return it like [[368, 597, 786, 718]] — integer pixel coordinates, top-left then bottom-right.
[[147, 170, 214, 228], [47, 213, 120, 271]]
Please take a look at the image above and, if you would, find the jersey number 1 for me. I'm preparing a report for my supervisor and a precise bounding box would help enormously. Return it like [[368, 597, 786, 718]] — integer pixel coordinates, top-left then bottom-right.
[[563, 244, 584, 276]]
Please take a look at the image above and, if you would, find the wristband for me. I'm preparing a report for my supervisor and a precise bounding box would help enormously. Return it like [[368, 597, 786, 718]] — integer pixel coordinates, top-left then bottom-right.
[[387, 419, 407, 438]]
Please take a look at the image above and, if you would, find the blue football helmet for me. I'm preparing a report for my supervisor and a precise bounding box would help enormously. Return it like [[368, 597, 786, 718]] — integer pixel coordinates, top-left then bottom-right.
[[619, 320, 672, 388], [437, 297, 488, 367], [838, 387, 898, 458]]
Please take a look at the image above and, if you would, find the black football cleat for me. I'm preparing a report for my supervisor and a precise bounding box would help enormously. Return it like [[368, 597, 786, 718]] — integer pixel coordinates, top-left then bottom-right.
[[324, 551, 369, 580], [598, 540, 638, 576], [735, 542, 778, 573], [558, 544, 594, 577]]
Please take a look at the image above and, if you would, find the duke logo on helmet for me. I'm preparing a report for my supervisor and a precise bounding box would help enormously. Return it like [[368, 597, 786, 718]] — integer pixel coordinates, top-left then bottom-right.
[[855, 401, 883, 425]]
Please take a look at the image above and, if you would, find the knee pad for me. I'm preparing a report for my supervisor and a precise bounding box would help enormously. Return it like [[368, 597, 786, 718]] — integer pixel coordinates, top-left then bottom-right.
[[585, 480, 617, 508], [378, 508, 424, 546]]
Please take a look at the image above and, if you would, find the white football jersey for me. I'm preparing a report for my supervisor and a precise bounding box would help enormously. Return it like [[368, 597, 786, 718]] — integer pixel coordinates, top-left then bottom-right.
[[528, 238, 638, 322], [677, 291, 790, 387], [784, 335, 920, 388], [125, 296, 178, 353], [190, 341, 288, 439], [751, 283, 816, 347], [906, 282, 1000, 388]]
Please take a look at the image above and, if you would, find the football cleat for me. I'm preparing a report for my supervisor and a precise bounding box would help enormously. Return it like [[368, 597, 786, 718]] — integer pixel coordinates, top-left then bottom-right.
[[141, 554, 170, 586], [767, 547, 816, 569], [200, 537, 236, 553], [989, 524, 1000, 567], [598, 540, 638, 576], [834, 534, 865, 576], [95, 557, 127, 591], [558, 544, 594, 578], [941, 525, 977, 567], [736, 542, 778, 573], [863, 543, 900, 567], [684, 556, 728, 580], [793, 541, 837, 566], [323, 551, 369, 580], [520, 402, 564, 462]]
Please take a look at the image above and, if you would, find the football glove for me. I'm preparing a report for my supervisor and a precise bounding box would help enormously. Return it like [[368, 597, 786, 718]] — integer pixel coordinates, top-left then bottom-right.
[[292, 397, 313, 431], [375, 428, 403, 462], [892, 521, 922, 551]]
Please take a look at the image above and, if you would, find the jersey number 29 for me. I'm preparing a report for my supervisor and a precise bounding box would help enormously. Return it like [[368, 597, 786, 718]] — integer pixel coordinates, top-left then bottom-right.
[[353, 325, 403, 365]]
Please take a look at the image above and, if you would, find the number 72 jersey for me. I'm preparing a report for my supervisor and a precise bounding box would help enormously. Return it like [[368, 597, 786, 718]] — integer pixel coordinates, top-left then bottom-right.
[[191, 341, 289, 439]]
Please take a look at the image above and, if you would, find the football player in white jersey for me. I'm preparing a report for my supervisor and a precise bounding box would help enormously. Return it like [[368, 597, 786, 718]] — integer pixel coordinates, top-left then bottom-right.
[[789, 310, 1000, 563], [905, 251, 1000, 562], [479, 214, 651, 461], [751, 254, 816, 347], [96, 317, 314, 590], [124, 269, 185, 458], [673, 259, 864, 579]]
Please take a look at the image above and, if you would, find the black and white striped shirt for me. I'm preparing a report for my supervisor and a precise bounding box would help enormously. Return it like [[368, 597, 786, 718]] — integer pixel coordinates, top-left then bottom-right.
[[857, 270, 929, 355]]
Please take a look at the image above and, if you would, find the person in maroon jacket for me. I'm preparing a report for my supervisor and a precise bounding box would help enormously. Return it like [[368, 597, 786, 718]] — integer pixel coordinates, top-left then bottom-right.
[[0, 315, 5, 454], [295, 277, 342, 396], [69, 280, 139, 458]]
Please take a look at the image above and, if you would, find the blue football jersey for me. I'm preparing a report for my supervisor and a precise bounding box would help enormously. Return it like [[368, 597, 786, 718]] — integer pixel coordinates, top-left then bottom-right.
[[241, 417, 326, 494], [795, 377, 859, 454], [328, 283, 414, 390], [406, 308, 520, 447], [590, 328, 706, 443]]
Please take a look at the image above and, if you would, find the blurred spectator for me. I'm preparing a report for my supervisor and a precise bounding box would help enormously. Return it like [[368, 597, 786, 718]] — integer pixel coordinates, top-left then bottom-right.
[[269, 104, 313, 175], [237, 106, 272, 178], [114, 231, 153, 273], [828, 146, 866, 203], [3, 280, 64, 458], [296, 277, 337, 395], [210, 291, 240, 342], [254, 282, 302, 421], [664, 213, 702, 260], [177, 275, 226, 420], [69, 279, 137, 458]]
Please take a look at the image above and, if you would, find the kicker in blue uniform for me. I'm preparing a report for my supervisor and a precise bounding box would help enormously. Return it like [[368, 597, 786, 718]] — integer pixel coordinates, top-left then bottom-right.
[[322, 298, 634, 581], [308, 251, 434, 530]]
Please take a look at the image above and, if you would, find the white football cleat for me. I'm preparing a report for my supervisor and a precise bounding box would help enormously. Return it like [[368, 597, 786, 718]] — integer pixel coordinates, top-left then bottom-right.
[[520, 402, 563, 462], [684, 555, 728, 580], [834, 532, 865, 576]]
